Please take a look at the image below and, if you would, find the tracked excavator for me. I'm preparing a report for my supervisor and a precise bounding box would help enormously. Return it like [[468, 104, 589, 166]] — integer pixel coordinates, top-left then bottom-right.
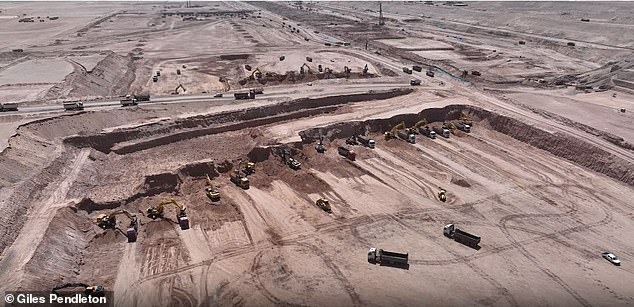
[[384, 121, 406, 140], [52, 283, 105, 297], [96, 210, 138, 243], [438, 187, 447, 202], [279, 148, 301, 170], [316, 198, 332, 213], [146, 198, 190, 230], [300, 63, 312, 74], [172, 84, 186, 95], [251, 68, 263, 80], [406, 119, 428, 135], [205, 174, 220, 202]]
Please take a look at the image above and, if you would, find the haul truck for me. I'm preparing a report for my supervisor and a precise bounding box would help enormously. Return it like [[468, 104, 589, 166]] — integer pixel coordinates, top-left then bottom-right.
[[368, 248, 409, 267], [444, 224, 481, 248]]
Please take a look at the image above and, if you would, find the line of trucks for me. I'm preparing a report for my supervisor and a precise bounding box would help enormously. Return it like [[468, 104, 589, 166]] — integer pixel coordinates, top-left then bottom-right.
[[368, 224, 480, 268], [234, 88, 263, 100]]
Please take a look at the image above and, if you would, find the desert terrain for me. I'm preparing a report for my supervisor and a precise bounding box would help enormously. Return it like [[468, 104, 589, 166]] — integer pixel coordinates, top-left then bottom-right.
[[0, 1, 633, 307]]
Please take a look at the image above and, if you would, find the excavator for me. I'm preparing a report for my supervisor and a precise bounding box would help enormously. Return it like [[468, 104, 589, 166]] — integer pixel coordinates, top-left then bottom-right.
[[146, 198, 190, 230], [279, 148, 301, 170], [52, 283, 105, 297], [384, 121, 406, 140], [250, 68, 263, 80], [240, 161, 256, 175], [96, 210, 139, 243], [406, 119, 428, 134], [230, 169, 250, 189], [172, 84, 186, 95], [315, 133, 326, 153], [299, 63, 311, 74], [438, 187, 447, 202], [443, 121, 458, 135], [205, 174, 220, 202], [362, 64, 369, 75], [316, 198, 332, 213], [455, 112, 472, 133]]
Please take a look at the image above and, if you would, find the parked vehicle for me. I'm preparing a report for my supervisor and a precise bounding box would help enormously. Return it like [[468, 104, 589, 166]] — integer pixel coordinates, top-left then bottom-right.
[[602, 252, 621, 266]]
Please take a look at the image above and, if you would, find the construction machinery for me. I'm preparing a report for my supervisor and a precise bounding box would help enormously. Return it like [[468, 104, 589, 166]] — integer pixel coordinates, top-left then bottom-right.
[[0, 103, 19, 112], [306, 56, 313, 62], [316, 198, 332, 213], [384, 121, 406, 140], [343, 66, 352, 74], [455, 112, 472, 133], [120, 95, 138, 107], [172, 84, 186, 95], [368, 248, 408, 267], [338, 146, 356, 161], [426, 70, 435, 78], [52, 283, 105, 297], [315, 133, 326, 153], [252, 87, 264, 94], [432, 125, 451, 138], [279, 148, 301, 170], [402, 67, 412, 74], [96, 209, 139, 243], [362, 64, 369, 75], [397, 130, 416, 143], [438, 187, 447, 202], [251, 68, 263, 80], [134, 94, 151, 102], [443, 122, 458, 135], [146, 198, 190, 230], [357, 135, 375, 148], [245, 64, 252, 71], [412, 65, 423, 72], [205, 174, 220, 202], [239, 161, 256, 175], [410, 79, 421, 86], [234, 90, 256, 100], [420, 126, 437, 139], [444, 224, 480, 248], [63, 101, 84, 111], [230, 170, 250, 189], [300, 63, 311, 74], [406, 119, 429, 134], [346, 135, 359, 145]]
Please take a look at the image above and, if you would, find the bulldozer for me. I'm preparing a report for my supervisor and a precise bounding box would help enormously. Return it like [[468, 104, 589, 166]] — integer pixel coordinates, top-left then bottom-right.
[[230, 170, 250, 189], [300, 63, 311, 74], [96, 210, 138, 243], [146, 198, 190, 230], [205, 174, 220, 202], [438, 187, 447, 202], [316, 198, 332, 213], [52, 283, 105, 297], [384, 121, 406, 140]]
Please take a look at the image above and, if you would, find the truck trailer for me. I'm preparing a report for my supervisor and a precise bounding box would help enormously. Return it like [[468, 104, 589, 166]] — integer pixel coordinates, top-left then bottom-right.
[[63, 101, 84, 111], [120, 95, 138, 107], [0, 103, 19, 112], [419, 126, 437, 139], [357, 135, 375, 149], [444, 224, 481, 248], [368, 248, 409, 267], [337, 146, 356, 161], [134, 94, 151, 102], [412, 65, 423, 72], [234, 91, 255, 100], [397, 131, 416, 144], [432, 126, 451, 138]]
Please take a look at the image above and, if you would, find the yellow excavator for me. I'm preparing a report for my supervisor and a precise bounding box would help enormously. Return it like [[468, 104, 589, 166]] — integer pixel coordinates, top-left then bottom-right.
[[438, 187, 447, 202], [240, 161, 256, 175], [146, 198, 190, 230], [172, 83, 186, 94], [316, 198, 332, 213], [384, 121, 406, 140], [251, 68, 263, 80], [406, 119, 428, 134], [443, 121, 458, 135], [455, 112, 472, 133], [300, 63, 312, 74], [205, 174, 220, 202], [96, 210, 138, 243]]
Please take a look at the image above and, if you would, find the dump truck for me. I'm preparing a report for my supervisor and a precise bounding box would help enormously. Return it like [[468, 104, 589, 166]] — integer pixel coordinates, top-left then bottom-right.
[[316, 198, 332, 213], [234, 90, 255, 100], [397, 131, 416, 144], [0, 103, 19, 112], [567, 42, 576, 47], [120, 95, 138, 107], [402, 67, 412, 74], [338, 146, 356, 161], [412, 65, 422, 72], [357, 135, 375, 148], [345, 136, 359, 145], [426, 70, 435, 78], [455, 121, 471, 133], [432, 126, 450, 138], [368, 248, 409, 266], [230, 171, 249, 189], [63, 101, 84, 111], [420, 126, 437, 139], [410, 79, 421, 86], [444, 224, 480, 248], [471, 71, 481, 76], [306, 56, 313, 62]]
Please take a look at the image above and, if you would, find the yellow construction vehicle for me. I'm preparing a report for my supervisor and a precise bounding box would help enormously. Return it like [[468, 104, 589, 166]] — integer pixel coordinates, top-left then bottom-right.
[[172, 84, 186, 95], [455, 112, 472, 133], [438, 187, 447, 202], [443, 122, 458, 135], [96, 210, 138, 243], [230, 170, 250, 189], [146, 198, 190, 230], [300, 63, 311, 74], [251, 68, 263, 80], [406, 119, 428, 134], [316, 198, 332, 213], [240, 161, 256, 175], [205, 174, 220, 202], [384, 121, 406, 140]]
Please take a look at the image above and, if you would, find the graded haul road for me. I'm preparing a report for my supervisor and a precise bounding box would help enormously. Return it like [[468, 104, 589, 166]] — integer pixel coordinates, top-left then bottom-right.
[[1, 1, 634, 307]]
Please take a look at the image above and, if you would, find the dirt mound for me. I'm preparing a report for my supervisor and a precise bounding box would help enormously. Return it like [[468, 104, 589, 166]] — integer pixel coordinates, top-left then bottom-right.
[[19, 207, 95, 291], [236, 71, 377, 87], [177, 160, 219, 179], [45, 52, 136, 101]]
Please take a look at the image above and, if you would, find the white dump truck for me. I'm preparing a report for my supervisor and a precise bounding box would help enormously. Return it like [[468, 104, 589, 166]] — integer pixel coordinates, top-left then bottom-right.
[[63, 101, 84, 111]]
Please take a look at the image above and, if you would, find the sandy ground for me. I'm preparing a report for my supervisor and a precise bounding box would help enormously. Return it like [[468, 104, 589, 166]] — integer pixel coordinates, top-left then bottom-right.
[[0, 1, 633, 307]]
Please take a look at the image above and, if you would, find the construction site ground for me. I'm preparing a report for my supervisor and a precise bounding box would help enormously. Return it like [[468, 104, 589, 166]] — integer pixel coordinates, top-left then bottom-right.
[[0, 1, 633, 307]]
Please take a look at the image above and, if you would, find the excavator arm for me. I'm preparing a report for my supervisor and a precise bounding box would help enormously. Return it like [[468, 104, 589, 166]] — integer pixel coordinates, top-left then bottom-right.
[[147, 198, 189, 230], [407, 119, 428, 134]]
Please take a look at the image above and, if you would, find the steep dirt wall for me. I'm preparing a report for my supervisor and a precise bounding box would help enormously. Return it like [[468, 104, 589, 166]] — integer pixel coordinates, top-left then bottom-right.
[[299, 104, 634, 186], [64, 89, 412, 153]]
